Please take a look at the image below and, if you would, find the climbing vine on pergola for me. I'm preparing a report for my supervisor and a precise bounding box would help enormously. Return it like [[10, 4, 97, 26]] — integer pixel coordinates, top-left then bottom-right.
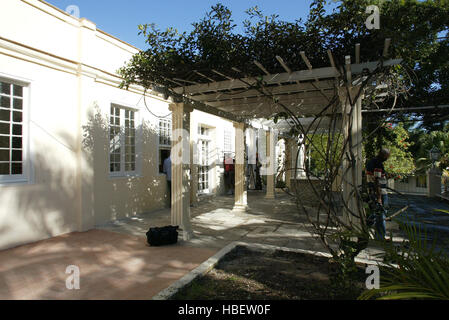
[[119, 0, 447, 264]]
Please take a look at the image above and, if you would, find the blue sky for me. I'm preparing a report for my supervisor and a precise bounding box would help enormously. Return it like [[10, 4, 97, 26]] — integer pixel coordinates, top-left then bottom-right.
[[46, 0, 325, 49]]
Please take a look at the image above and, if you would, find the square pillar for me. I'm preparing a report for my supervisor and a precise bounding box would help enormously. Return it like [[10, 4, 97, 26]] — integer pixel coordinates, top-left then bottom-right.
[[190, 114, 198, 207], [285, 138, 294, 189], [339, 87, 363, 226], [233, 122, 247, 212], [265, 129, 276, 199], [428, 167, 442, 198], [169, 102, 193, 240]]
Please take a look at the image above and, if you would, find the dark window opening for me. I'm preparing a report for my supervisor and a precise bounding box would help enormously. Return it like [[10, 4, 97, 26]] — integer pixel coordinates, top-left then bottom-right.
[[159, 148, 170, 174]]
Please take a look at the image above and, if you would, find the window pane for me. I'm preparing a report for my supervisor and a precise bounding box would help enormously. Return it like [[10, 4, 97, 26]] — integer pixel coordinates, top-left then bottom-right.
[[0, 96, 10, 109], [12, 137, 22, 149], [0, 109, 10, 121], [13, 99, 22, 110], [126, 163, 136, 171], [0, 163, 9, 175], [0, 136, 9, 148], [13, 111, 22, 123], [13, 85, 23, 97], [0, 82, 11, 95], [0, 123, 9, 134], [0, 149, 9, 161], [12, 124, 21, 136], [11, 163, 22, 175], [12, 150, 22, 161]]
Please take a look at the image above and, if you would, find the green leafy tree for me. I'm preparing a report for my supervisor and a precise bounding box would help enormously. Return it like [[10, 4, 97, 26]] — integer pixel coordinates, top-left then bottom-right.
[[380, 122, 416, 179], [412, 129, 449, 172], [307, 133, 343, 177], [120, 0, 449, 113]]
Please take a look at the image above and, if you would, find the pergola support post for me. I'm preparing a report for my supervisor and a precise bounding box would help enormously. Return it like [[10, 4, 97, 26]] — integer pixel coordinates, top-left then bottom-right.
[[285, 138, 294, 189], [169, 102, 194, 240], [233, 122, 248, 212], [339, 87, 363, 226], [265, 129, 276, 199], [190, 115, 198, 207]]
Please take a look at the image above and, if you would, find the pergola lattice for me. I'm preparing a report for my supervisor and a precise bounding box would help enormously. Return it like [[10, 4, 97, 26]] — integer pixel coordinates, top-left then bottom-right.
[[162, 40, 401, 240]]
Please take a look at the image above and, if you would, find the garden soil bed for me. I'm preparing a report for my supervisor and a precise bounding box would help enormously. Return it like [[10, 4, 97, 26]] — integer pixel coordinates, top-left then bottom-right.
[[171, 246, 367, 300]]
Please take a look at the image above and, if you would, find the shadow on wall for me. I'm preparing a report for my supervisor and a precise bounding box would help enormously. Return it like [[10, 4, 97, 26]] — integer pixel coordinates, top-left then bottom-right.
[[82, 106, 169, 226], [1, 122, 83, 250], [0, 102, 172, 250]]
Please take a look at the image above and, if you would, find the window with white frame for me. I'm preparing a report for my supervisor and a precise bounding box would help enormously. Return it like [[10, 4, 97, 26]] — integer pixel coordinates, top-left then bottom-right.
[[159, 118, 171, 147], [224, 128, 232, 152], [198, 139, 210, 192], [198, 124, 212, 193], [198, 125, 210, 137], [109, 104, 137, 175], [158, 118, 171, 173], [0, 80, 27, 182]]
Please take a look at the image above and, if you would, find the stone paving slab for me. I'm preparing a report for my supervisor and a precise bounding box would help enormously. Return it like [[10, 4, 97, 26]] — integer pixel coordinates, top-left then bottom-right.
[[0, 229, 215, 300], [99, 191, 445, 264]]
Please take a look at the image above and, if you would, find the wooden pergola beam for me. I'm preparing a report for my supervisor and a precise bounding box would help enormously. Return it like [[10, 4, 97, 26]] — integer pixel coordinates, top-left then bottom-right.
[[173, 66, 340, 94], [254, 60, 270, 75], [355, 43, 361, 64], [189, 80, 336, 102], [383, 38, 391, 57], [217, 97, 331, 112], [173, 59, 401, 96], [276, 56, 292, 74], [227, 103, 336, 117], [205, 89, 335, 108]]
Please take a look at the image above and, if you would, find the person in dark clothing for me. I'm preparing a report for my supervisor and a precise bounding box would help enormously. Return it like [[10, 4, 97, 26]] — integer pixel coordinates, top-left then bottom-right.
[[255, 152, 263, 190], [365, 148, 391, 240], [163, 152, 172, 208], [224, 154, 235, 195]]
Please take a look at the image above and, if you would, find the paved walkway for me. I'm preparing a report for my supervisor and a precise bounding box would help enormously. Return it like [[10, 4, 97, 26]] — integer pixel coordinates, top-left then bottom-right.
[[99, 191, 326, 252], [0, 229, 214, 299], [98, 191, 393, 259], [3, 190, 446, 300], [389, 194, 449, 250]]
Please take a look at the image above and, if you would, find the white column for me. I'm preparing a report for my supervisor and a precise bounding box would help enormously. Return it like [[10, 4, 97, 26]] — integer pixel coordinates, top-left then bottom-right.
[[265, 129, 276, 199], [233, 122, 247, 212], [285, 138, 294, 189], [190, 114, 198, 207], [339, 88, 363, 225], [169, 102, 193, 240], [247, 128, 257, 190]]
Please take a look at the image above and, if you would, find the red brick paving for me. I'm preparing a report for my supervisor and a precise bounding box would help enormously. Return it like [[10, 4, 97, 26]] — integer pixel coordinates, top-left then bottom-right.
[[0, 229, 216, 300]]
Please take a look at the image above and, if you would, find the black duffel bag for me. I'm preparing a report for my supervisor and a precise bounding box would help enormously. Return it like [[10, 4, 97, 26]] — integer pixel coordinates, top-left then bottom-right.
[[146, 225, 179, 246]]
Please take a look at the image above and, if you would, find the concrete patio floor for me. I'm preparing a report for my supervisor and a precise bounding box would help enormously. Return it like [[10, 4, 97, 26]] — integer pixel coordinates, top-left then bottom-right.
[[0, 229, 215, 300], [2, 190, 446, 300], [98, 190, 392, 259], [99, 191, 326, 252]]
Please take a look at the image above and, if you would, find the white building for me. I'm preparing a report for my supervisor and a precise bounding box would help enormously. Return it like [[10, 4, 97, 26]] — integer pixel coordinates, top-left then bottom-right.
[[0, 0, 236, 250]]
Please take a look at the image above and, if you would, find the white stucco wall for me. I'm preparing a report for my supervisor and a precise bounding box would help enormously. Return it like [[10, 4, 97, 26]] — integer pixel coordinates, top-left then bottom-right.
[[0, 0, 236, 250]]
